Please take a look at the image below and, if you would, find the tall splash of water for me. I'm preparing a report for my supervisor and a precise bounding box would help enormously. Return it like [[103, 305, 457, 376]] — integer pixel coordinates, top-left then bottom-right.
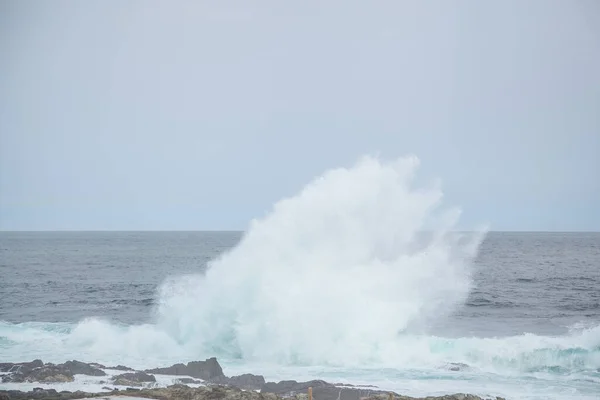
[[154, 155, 485, 365]]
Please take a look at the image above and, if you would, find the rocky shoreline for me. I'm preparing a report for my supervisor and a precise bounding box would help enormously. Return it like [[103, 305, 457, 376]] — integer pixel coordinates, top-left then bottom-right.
[[0, 359, 505, 400]]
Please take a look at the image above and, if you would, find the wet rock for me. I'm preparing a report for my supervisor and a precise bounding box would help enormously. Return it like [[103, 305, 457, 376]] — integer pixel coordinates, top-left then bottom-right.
[[146, 357, 224, 380], [0, 360, 44, 374], [106, 364, 134, 371], [261, 380, 334, 395], [0, 388, 60, 400], [446, 363, 470, 372], [62, 360, 105, 376], [1, 360, 106, 383], [307, 386, 380, 400], [0, 385, 500, 400], [211, 373, 266, 390], [334, 383, 378, 388], [0, 363, 13, 373], [2, 364, 74, 383], [112, 371, 156, 387], [101, 386, 116, 391], [176, 377, 204, 384], [262, 381, 407, 400]]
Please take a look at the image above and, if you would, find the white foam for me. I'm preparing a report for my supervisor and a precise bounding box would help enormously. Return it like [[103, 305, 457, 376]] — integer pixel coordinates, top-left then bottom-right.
[[154, 155, 484, 365]]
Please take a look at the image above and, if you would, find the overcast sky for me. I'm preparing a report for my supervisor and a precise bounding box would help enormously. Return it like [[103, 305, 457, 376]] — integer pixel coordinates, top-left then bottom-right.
[[1, 0, 599, 231]]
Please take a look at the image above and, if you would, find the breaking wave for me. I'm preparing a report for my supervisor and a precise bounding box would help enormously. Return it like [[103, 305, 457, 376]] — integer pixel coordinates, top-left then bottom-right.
[[1, 320, 599, 376], [153, 155, 484, 365]]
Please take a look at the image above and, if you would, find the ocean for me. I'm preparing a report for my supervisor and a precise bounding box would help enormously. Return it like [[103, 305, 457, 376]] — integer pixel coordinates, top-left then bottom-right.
[[0, 160, 599, 400], [1, 231, 598, 400]]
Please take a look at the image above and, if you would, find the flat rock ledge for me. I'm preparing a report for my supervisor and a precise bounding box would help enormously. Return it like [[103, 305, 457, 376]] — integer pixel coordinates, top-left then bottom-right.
[[0, 385, 505, 400], [0, 359, 505, 400], [1, 361, 105, 383]]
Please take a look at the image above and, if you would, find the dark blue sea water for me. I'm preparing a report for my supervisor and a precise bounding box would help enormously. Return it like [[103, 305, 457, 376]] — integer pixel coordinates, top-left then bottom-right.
[[1, 231, 599, 400]]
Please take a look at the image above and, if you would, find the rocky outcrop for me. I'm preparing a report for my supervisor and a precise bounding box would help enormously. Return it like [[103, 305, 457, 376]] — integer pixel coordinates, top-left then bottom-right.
[[1, 360, 105, 383], [0, 384, 505, 400], [175, 377, 204, 385], [0, 359, 505, 400], [61, 361, 105, 376], [259, 380, 504, 400], [145, 357, 224, 380], [261, 380, 389, 400], [0, 360, 44, 374], [106, 364, 134, 371], [112, 371, 156, 387], [2, 365, 74, 383], [212, 373, 266, 390], [261, 380, 333, 395]]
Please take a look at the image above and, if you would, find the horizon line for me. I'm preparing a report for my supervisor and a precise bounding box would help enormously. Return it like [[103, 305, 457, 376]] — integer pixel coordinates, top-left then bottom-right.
[[1, 229, 599, 234]]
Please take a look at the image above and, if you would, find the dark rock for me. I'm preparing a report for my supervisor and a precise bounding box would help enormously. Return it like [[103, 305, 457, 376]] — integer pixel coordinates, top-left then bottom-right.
[[317, 387, 381, 400], [62, 360, 106, 376], [446, 363, 470, 372], [112, 371, 156, 387], [262, 380, 399, 400], [0, 388, 60, 400], [0, 363, 16, 373], [101, 386, 116, 391], [211, 373, 266, 390], [107, 365, 134, 371], [146, 357, 224, 380], [261, 379, 334, 395], [334, 383, 378, 388], [0, 386, 499, 400], [2, 364, 74, 383], [0, 360, 44, 374], [0, 360, 106, 384], [176, 377, 204, 384], [23, 360, 44, 370]]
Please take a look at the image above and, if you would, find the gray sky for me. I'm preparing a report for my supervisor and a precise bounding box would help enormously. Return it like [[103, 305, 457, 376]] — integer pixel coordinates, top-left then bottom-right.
[[1, 0, 599, 231]]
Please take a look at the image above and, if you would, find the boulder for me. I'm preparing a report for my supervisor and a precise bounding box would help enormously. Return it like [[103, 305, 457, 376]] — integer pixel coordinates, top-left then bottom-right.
[[440, 363, 470, 372], [146, 357, 224, 380], [107, 365, 134, 371], [62, 360, 106, 376], [112, 371, 157, 387], [2, 364, 74, 383], [176, 377, 204, 384], [0, 360, 107, 383], [211, 373, 266, 390], [0, 360, 44, 374], [261, 380, 333, 395], [261, 380, 412, 400]]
